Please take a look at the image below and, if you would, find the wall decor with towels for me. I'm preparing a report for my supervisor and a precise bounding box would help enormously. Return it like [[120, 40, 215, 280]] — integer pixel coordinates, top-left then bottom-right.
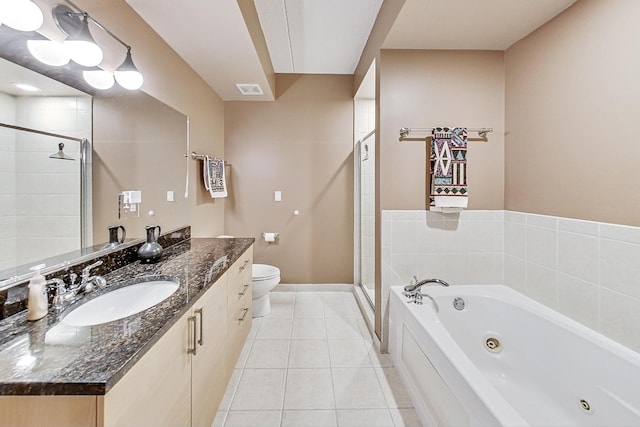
[[190, 151, 229, 198], [399, 126, 493, 213]]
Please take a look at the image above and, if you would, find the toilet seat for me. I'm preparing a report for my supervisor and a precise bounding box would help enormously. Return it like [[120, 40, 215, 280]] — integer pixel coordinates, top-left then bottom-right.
[[252, 264, 280, 281]]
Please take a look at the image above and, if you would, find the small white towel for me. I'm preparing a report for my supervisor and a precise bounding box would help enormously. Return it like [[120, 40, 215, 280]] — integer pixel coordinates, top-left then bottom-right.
[[203, 155, 227, 198]]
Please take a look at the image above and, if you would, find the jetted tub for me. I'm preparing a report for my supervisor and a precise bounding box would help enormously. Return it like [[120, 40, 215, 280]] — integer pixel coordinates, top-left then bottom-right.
[[389, 285, 640, 427]]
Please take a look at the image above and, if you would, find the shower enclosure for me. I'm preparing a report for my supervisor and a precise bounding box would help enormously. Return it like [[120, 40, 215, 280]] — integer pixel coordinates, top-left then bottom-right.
[[354, 96, 376, 307]]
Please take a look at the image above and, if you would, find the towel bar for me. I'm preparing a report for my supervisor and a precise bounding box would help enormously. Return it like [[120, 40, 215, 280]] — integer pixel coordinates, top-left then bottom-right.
[[399, 127, 493, 138]]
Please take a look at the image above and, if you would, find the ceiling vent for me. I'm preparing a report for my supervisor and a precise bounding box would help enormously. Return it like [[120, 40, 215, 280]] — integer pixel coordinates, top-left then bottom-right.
[[235, 83, 263, 96]]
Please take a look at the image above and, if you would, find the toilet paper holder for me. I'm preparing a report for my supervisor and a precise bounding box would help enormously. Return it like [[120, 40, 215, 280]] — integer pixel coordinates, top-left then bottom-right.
[[262, 232, 279, 243]]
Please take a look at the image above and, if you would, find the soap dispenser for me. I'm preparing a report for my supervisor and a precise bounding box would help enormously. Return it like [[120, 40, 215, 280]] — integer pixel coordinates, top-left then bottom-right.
[[27, 264, 48, 321]]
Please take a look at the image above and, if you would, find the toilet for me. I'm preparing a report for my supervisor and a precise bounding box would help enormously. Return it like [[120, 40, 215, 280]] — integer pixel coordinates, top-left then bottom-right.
[[251, 264, 281, 317], [216, 236, 281, 318]]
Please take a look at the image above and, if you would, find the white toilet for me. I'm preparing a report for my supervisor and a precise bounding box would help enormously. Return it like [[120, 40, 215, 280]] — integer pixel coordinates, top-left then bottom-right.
[[251, 264, 281, 317]]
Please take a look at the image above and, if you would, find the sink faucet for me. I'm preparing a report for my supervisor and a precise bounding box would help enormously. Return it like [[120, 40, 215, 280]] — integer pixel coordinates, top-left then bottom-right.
[[403, 276, 450, 297], [78, 260, 107, 293], [45, 261, 107, 311]]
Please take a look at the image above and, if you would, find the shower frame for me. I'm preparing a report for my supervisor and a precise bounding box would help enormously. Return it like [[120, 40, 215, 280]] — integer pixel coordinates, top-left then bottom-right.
[[0, 122, 93, 248]]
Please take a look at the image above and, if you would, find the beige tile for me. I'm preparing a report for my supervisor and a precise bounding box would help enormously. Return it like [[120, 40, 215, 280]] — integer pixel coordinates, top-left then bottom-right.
[[255, 318, 293, 340], [284, 368, 335, 410], [292, 318, 328, 340], [269, 292, 296, 318], [224, 410, 281, 427], [247, 317, 261, 340], [328, 339, 372, 368], [374, 368, 413, 409], [325, 317, 362, 340], [230, 369, 286, 410], [212, 410, 226, 427], [282, 410, 338, 427], [289, 340, 331, 368], [245, 340, 290, 369], [332, 368, 387, 409], [219, 369, 242, 411], [294, 294, 326, 318], [235, 338, 253, 369], [389, 408, 423, 427], [336, 409, 395, 427]]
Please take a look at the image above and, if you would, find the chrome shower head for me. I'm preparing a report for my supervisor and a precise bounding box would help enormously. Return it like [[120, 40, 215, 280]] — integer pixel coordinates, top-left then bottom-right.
[[49, 143, 75, 161]]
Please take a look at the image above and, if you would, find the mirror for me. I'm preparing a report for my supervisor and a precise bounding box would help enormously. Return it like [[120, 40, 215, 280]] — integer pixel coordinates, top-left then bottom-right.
[[0, 57, 189, 288]]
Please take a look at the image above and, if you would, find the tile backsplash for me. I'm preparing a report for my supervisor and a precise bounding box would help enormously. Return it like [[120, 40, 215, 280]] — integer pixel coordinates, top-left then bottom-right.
[[382, 210, 640, 353]]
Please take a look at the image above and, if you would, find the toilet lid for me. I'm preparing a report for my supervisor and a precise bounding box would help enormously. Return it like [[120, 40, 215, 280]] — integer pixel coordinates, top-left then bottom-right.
[[253, 264, 280, 280]]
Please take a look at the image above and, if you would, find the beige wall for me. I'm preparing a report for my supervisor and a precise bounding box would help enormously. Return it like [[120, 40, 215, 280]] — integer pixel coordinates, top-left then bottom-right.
[[505, 0, 640, 227], [376, 49, 505, 341], [378, 50, 505, 210], [74, 0, 226, 238], [92, 91, 188, 241], [224, 75, 354, 283]]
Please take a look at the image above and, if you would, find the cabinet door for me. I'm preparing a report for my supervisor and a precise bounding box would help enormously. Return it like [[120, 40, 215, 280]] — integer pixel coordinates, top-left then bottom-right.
[[191, 273, 229, 427], [0, 396, 97, 427], [102, 311, 192, 427]]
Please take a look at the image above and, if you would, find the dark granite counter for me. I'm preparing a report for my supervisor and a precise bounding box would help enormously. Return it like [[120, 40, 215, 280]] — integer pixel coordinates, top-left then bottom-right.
[[0, 237, 253, 396]]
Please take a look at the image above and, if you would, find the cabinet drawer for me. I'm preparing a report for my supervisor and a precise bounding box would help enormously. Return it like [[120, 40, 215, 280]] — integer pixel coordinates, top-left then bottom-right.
[[228, 246, 252, 288]]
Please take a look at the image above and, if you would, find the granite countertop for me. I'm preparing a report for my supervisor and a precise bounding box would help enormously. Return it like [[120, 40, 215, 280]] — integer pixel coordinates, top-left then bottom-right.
[[0, 237, 254, 396]]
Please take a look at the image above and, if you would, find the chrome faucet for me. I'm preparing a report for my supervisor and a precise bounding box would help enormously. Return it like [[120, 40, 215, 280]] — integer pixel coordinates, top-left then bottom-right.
[[45, 261, 107, 311], [403, 276, 450, 297], [78, 260, 107, 293]]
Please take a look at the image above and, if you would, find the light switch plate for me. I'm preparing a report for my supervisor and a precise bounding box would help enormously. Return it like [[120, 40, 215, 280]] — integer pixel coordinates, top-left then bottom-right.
[[274, 191, 282, 202]]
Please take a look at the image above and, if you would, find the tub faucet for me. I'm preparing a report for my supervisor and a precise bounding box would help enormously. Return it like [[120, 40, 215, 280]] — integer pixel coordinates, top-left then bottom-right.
[[403, 276, 450, 298]]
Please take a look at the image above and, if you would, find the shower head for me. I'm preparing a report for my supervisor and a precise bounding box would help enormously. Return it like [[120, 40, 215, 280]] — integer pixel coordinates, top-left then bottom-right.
[[49, 143, 75, 161]]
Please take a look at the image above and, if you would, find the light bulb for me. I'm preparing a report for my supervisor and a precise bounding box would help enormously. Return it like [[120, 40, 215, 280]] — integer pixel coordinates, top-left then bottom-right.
[[83, 69, 114, 90], [27, 39, 71, 66], [1, 0, 43, 32], [114, 48, 143, 90], [63, 15, 103, 67]]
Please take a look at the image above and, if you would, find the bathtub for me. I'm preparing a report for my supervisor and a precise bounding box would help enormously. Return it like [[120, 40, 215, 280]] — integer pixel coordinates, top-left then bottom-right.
[[389, 285, 640, 427]]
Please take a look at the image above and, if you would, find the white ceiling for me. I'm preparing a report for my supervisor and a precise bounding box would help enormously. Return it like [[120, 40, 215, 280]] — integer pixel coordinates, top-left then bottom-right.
[[254, 0, 384, 74], [383, 0, 577, 50], [127, 0, 577, 101]]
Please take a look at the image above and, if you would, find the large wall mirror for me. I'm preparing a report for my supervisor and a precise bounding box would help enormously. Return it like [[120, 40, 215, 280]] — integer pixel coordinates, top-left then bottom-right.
[[0, 56, 188, 288]]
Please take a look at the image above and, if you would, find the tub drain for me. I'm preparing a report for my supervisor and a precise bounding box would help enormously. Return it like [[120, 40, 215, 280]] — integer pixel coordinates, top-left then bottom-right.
[[484, 337, 502, 353], [579, 399, 592, 413]]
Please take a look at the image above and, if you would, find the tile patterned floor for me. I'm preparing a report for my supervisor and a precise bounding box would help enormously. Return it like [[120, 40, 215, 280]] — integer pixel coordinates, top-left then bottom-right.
[[213, 290, 422, 427]]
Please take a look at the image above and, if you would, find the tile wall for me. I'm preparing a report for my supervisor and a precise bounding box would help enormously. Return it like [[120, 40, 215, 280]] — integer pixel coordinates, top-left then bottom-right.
[[382, 210, 640, 353], [2, 96, 91, 269], [0, 94, 16, 271]]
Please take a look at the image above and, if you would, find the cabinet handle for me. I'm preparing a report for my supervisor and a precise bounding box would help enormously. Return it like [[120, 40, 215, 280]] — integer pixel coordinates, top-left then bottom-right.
[[188, 316, 197, 356], [195, 308, 204, 347], [238, 308, 249, 322], [238, 259, 250, 272], [238, 283, 250, 296]]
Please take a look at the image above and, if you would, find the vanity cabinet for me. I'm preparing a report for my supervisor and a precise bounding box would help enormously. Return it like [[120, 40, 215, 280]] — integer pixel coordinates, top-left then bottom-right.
[[0, 245, 253, 427], [104, 247, 253, 427]]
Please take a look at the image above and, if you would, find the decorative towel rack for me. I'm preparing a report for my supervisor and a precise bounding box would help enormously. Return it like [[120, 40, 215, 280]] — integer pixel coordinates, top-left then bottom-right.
[[399, 127, 493, 138]]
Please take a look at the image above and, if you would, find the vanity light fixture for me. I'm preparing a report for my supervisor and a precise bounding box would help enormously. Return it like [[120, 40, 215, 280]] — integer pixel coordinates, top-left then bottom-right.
[[82, 67, 115, 90], [0, 0, 44, 32], [46, 2, 143, 90], [114, 47, 143, 90], [62, 12, 103, 67], [27, 38, 71, 67]]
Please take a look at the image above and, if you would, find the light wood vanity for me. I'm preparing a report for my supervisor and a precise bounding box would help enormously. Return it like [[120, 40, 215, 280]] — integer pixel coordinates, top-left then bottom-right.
[[0, 244, 253, 427]]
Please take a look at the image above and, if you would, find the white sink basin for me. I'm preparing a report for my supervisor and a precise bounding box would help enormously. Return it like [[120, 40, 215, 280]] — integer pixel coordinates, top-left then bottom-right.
[[61, 279, 179, 327]]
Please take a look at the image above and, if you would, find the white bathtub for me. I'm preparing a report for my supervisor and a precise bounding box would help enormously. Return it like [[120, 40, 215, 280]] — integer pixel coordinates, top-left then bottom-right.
[[389, 285, 640, 427]]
